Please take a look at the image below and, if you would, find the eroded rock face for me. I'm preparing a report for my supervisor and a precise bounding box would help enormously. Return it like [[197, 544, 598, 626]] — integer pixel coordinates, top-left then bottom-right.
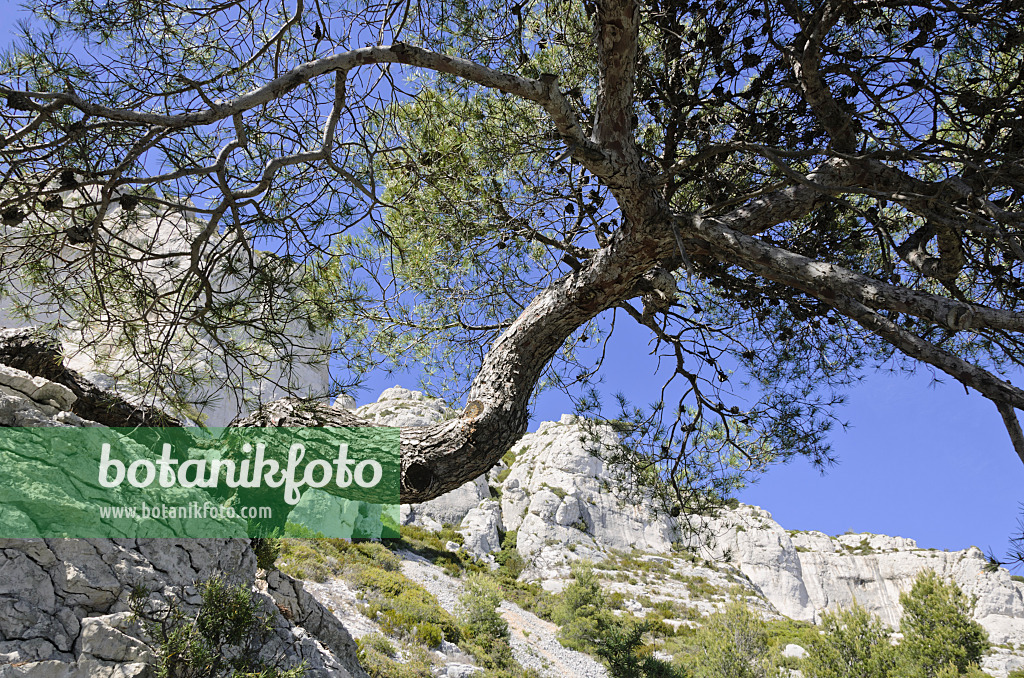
[[354, 387, 455, 428], [701, 505, 1024, 647], [499, 416, 677, 576], [0, 360, 366, 678], [368, 388, 1024, 675], [0, 538, 367, 678]]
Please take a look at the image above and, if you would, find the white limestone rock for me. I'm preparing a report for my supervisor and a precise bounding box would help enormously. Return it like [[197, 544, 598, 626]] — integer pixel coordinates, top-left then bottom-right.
[[703, 506, 1024, 650], [0, 364, 76, 411], [499, 415, 676, 574], [458, 501, 503, 557], [354, 387, 455, 427], [983, 647, 1024, 678], [401, 476, 491, 530], [696, 505, 814, 622], [0, 372, 366, 678], [78, 613, 154, 664]]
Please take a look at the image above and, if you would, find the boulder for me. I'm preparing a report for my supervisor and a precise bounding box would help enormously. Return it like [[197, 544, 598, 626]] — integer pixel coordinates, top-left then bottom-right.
[[459, 502, 503, 558]]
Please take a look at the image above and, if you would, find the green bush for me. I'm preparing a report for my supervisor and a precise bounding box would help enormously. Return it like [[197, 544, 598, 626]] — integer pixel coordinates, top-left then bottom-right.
[[391, 524, 482, 577], [459, 574, 516, 670], [356, 567, 461, 644], [896, 571, 989, 678], [461, 575, 510, 643], [804, 571, 989, 678], [414, 621, 444, 648], [494, 530, 526, 581], [679, 601, 778, 678], [276, 536, 401, 582], [934, 663, 990, 678], [359, 633, 396, 658], [803, 603, 896, 678], [554, 562, 604, 626], [554, 563, 681, 678], [251, 537, 282, 571], [129, 575, 305, 678], [357, 638, 434, 678]]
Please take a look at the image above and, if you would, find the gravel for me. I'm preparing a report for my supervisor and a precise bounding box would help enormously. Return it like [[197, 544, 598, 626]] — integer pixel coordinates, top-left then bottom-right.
[[398, 550, 467, 615], [397, 550, 607, 678], [501, 601, 608, 678]]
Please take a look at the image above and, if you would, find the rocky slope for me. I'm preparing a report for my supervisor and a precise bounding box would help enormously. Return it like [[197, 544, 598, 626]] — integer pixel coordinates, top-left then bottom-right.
[[372, 387, 1024, 676], [0, 359, 366, 678], [4, 366, 1024, 677]]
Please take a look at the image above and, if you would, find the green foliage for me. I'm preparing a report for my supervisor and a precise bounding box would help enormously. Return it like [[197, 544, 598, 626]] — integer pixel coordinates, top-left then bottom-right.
[[277, 537, 401, 582], [8, 0, 1024, 542], [677, 575, 720, 600], [390, 524, 484, 578], [494, 530, 526, 582], [128, 575, 305, 678], [553, 563, 680, 678], [679, 601, 778, 678], [359, 633, 396, 658], [251, 537, 282, 572], [935, 664, 990, 678], [355, 567, 461, 645], [896, 571, 989, 678], [458, 574, 519, 672], [763, 616, 819, 653], [804, 571, 989, 678], [277, 536, 457, 650], [803, 603, 896, 678], [356, 636, 435, 678], [592, 620, 684, 678], [461, 575, 510, 643]]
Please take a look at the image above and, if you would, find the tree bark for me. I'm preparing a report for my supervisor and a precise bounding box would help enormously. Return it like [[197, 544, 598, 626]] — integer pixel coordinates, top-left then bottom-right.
[[0, 327, 183, 427]]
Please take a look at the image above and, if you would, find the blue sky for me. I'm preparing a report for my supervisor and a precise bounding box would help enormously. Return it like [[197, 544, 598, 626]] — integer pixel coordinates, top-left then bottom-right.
[[360, 311, 1024, 556], [2, 5, 1021, 560]]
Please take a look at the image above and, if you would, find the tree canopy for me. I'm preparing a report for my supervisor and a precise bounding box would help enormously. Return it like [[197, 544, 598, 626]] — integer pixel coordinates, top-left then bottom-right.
[[3, 0, 1024, 503]]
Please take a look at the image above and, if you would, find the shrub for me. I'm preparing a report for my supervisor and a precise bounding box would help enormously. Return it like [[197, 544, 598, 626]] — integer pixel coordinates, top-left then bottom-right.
[[357, 638, 434, 678], [804, 571, 989, 678], [554, 562, 604, 627], [251, 537, 282, 571], [461, 575, 510, 643], [459, 574, 516, 670], [680, 601, 778, 678], [129, 575, 305, 678], [359, 633, 396, 658], [896, 571, 989, 678], [803, 603, 896, 678], [554, 563, 681, 678], [356, 567, 461, 644], [391, 524, 482, 577], [495, 530, 526, 581], [414, 621, 444, 648]]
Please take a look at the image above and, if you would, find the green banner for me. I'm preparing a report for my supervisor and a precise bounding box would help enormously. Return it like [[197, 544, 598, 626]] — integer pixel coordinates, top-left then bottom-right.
[[0, 426, 400, 538]]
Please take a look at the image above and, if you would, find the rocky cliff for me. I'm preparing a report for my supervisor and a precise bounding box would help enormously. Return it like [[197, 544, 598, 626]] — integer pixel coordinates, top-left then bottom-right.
[[377, 387, 1024, 676], [0, 354, 367, 678], [4, 370, 1024, 677]]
